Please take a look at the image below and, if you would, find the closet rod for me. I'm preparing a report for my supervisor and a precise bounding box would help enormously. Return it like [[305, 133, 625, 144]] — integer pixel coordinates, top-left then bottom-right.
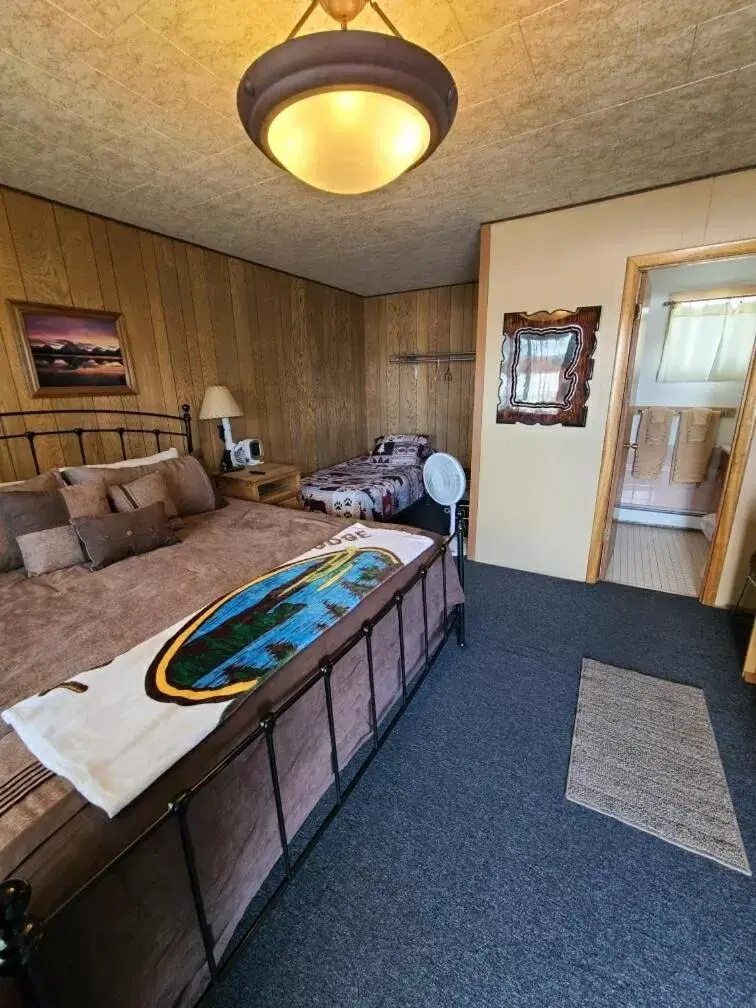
[[632, 405, 739, 418], [390, 352, 475, 363]]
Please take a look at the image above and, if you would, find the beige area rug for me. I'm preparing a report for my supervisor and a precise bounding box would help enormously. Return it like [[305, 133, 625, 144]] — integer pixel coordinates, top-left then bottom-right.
[[566, 659, 751, 875]]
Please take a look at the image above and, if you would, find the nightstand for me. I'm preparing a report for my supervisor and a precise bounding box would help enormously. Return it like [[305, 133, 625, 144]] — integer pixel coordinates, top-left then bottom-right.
[[214, 463, 301, 509]]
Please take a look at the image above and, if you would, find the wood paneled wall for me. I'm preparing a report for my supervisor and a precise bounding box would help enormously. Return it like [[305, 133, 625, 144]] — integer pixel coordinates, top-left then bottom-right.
[[363, 284, 477, 465], [0, 188, 365, 481]]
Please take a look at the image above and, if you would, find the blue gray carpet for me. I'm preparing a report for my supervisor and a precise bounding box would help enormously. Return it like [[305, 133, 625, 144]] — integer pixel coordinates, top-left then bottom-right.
[[206, 563, 756, 1007]]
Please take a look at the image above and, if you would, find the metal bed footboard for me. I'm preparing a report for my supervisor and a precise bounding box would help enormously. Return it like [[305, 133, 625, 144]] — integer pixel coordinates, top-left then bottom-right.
[[0, 524, 466, 1008]]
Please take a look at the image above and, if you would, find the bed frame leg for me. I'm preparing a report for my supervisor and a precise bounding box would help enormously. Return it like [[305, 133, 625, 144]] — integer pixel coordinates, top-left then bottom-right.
[[0, 879, 44, 1008]]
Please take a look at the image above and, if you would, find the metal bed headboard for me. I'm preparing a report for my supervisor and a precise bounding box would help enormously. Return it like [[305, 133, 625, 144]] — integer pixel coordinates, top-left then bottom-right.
[[0, 404, 193, 475]]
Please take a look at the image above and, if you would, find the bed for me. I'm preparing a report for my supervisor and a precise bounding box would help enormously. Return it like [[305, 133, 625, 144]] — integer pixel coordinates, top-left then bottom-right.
[[301, 435, 431, 520], [0, 408, 465, 1008]]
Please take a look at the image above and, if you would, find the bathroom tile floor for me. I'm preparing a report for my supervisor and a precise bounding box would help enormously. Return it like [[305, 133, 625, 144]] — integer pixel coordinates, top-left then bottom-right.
[[604, 522, 710, 597]]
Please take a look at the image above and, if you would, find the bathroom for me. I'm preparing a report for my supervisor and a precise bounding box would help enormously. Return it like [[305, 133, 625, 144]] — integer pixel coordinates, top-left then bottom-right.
[[604, 257, 756, 597]]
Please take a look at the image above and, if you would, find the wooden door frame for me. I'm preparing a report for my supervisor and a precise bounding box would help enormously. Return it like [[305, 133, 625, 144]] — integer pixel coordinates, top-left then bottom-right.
[[586, 237, 756, 603]]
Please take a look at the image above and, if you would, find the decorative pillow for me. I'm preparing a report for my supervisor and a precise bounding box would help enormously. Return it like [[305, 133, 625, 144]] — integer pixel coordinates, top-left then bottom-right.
[[17, 526, 86, 576], [108, 472, 183, 528], [63, 455, 217, 517], [0, 471, 62, 568], [72, 502, 180, 571], [60, 479, 110, 520], [371, 434, 431, 462], [59, 447, 179, 475], [0, 484, 69, 572]]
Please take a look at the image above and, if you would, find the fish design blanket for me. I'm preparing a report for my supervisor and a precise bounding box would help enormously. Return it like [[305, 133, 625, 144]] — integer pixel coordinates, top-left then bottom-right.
[[2, 523, 433, 817]]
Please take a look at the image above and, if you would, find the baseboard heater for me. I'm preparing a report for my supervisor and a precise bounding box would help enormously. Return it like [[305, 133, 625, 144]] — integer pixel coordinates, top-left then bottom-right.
[[614, 504, 705, 530]]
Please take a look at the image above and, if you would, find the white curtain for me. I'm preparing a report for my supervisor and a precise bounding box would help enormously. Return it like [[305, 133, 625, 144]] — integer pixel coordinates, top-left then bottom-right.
[[657, 296, 756, 383]]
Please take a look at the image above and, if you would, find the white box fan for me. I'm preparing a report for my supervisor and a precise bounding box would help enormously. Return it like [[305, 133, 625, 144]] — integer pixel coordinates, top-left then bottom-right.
[[423, 453, 466, 553]]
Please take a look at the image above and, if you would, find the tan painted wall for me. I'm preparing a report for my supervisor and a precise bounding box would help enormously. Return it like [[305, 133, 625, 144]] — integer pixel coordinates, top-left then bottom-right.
[[471, 168, 756, 606]]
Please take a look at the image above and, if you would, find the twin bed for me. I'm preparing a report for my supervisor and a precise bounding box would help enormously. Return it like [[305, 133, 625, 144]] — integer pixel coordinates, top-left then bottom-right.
[[300, 434, 432, 520], [0, 409, 464, 1008]]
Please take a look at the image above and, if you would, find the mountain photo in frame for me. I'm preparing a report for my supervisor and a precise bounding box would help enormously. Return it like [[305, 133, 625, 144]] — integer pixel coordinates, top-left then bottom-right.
[[496, 306, 600, 426], [9, 301, 136, 398]]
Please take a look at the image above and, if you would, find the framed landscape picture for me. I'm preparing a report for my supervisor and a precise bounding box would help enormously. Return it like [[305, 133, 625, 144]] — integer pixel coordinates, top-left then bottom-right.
[[9, 301, 136, 398]]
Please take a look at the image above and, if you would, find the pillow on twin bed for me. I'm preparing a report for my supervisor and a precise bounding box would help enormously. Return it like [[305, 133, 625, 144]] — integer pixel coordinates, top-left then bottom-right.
[[0, 474, 66, 572], [108, 472, 183, 528], [62, 455, 217, 516], [72, 501, 180, 571], [370, 434, 432, 462]]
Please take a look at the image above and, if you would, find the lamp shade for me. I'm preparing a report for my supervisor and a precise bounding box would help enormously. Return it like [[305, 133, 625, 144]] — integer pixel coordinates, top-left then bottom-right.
[[199, 385, 243, 420]]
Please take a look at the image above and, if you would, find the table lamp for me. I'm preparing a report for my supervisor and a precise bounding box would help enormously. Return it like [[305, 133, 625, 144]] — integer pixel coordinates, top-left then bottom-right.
[[199, 385, 244, 472]]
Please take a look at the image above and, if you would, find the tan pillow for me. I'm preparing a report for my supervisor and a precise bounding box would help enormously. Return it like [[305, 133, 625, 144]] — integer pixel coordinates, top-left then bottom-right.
[[0, 482, 68, 572], [64, 455, 217, 517], [60, 479, 110, 519], [0, 471, 61, 572], [17, 525, 86, 576], [108, 472, 183, 528], [72, 502, 180, 571]]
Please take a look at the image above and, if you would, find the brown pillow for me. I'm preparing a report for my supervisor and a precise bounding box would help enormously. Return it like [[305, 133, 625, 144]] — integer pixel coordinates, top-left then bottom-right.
[[60, 479, 110, 519], [72, 501, 180, 571], [17, 525, 86, 576], [63, 456, 217, 517], [0, 471, 62, 572], [0, 486, 69, 572], [107, 472, 183, 527]]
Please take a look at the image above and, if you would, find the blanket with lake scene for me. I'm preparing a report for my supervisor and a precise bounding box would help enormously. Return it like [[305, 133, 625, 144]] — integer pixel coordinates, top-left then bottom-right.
[[2, 523, 433, 817]]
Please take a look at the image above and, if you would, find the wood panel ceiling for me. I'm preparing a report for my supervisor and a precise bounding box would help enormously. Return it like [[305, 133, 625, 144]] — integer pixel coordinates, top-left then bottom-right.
[[1, 0, 755, 295]]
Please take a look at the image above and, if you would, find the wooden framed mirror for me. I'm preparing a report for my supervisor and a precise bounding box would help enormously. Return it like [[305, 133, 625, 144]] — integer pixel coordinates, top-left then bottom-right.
[[496, 306, 601, 426]]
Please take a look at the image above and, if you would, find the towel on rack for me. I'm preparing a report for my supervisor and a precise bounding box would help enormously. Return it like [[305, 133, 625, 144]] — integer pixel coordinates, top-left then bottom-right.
[[632, 407, 673, 479], [671, 408, 720, 484]]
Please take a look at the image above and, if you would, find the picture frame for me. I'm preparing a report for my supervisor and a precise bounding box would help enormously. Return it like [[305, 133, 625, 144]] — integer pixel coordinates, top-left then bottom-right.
[[8, 300, 137, 398], [496, 306, 600, 426]]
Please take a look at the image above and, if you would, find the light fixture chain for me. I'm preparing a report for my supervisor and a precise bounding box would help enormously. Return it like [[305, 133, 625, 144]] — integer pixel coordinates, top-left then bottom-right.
[[369, 0, 403, 37], [287, 0, 319, 40], [286, 0, 404, 39]]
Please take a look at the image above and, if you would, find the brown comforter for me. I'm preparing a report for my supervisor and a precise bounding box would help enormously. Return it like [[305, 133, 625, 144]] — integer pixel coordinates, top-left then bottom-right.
[[0, 500, 462, 1008]]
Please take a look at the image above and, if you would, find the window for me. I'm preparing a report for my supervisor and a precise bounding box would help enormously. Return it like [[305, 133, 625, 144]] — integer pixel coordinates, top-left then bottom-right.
[[657, 296, 756, 383]]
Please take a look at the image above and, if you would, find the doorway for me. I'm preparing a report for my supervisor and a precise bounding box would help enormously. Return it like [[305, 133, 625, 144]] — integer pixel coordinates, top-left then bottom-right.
[[587, 239, 756, 603]]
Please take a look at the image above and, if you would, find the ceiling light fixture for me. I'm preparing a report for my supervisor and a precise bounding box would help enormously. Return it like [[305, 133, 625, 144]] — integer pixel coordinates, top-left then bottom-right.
[[237, 0, 457, 196]]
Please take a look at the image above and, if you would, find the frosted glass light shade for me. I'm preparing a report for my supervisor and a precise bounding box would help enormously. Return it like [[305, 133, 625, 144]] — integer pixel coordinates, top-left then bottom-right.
[[199, 385, 243, 420], [265, 89, 431, 195], [238, 31, 457, 197]]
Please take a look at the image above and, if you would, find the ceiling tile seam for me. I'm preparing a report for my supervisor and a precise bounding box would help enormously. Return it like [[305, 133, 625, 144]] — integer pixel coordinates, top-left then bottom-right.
[[39, 0, 106, 39], [698, 1, 756, 27], [442, 19, 520, 56], [442, 0, 468, 43], [409, 58, 756, 172], [190, 93, 238, 124], [442, 0, 571, 56], [0, 119, 122, 181], [57, 55, 213, 128], [0, 66, 135, 146], [516, 21, 537, 80], [9, 55, 165, 137], [194, 177, 278, 207], [684, 24, 700, 81], [132, 14, 230, 85], [516, 0, 572, 25]]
